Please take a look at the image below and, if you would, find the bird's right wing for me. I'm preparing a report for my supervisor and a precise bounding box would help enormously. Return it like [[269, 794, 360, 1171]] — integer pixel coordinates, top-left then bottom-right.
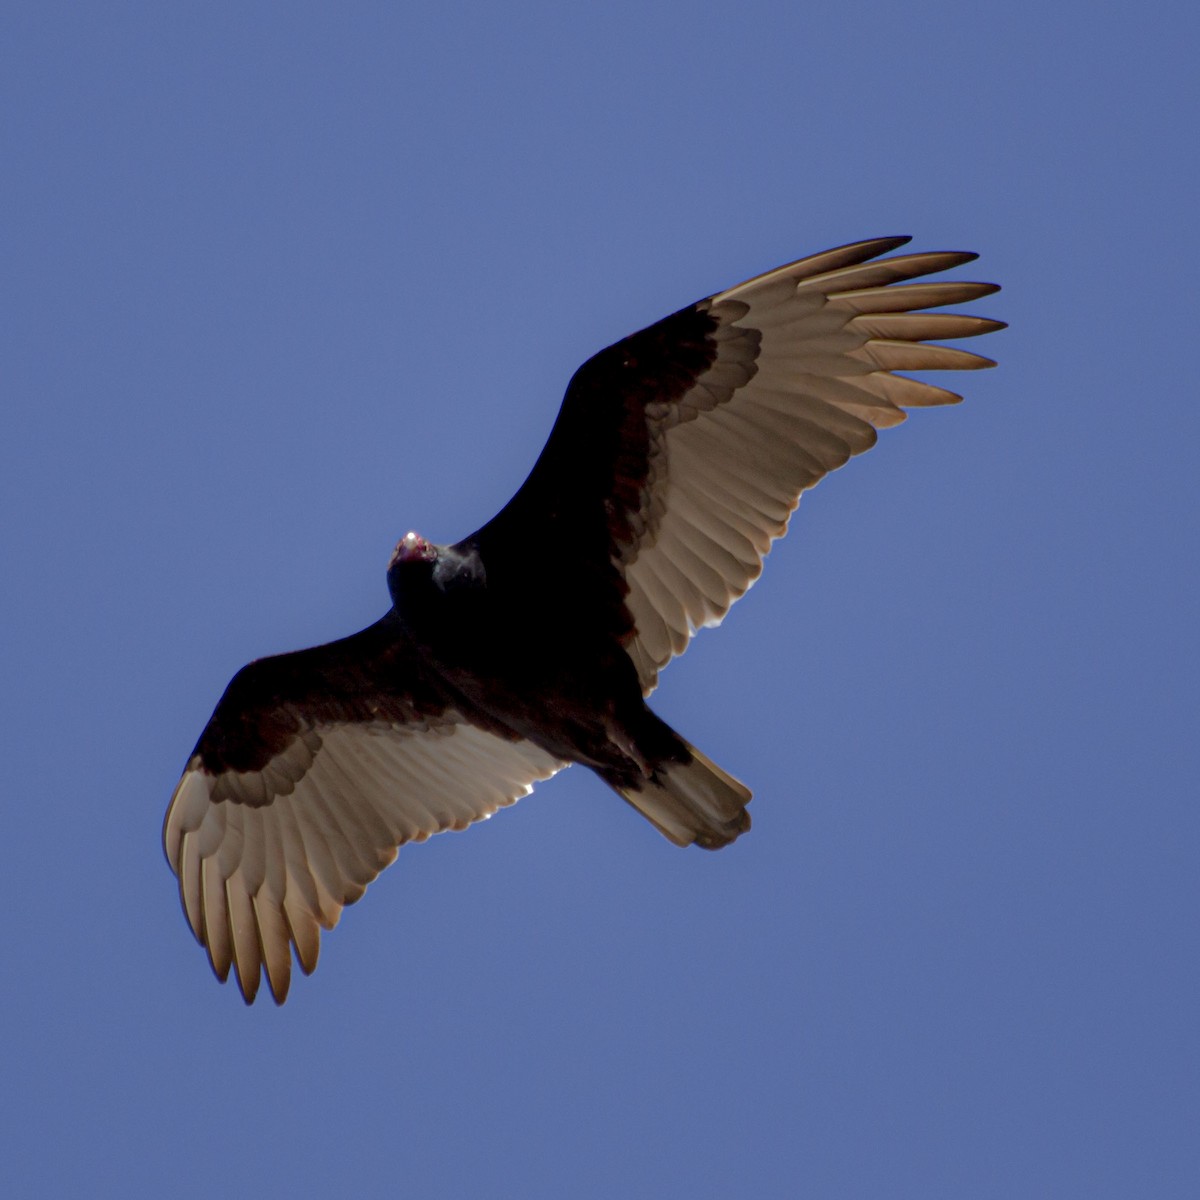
[[472, 237, 1003, 692], [163, 616, 564, 1005]]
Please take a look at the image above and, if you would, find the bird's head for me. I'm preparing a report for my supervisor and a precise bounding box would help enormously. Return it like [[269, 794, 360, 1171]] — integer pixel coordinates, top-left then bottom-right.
[[389, 531, 438, 568], [387, 531, 439, 610], [387, 532, 486, 617]]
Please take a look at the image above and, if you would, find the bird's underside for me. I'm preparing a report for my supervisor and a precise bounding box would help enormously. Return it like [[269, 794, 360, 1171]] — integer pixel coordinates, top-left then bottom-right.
[[164, 235, 1004, 1003]]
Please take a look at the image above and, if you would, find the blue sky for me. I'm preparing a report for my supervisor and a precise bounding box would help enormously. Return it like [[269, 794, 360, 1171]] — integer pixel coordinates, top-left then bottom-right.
[[4, 2, 1197, 1196]]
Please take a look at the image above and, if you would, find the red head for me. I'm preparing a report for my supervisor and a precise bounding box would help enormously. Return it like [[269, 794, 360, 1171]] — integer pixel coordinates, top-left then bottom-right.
[[389, 531, 438, 568]]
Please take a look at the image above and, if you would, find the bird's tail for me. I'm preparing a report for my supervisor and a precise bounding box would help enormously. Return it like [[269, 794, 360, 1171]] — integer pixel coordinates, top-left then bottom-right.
[[616, 741, 752, 849]]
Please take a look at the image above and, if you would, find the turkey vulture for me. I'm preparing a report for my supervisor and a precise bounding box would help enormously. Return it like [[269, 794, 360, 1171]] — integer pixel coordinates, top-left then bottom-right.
[[164, 236, 1003, 1004]]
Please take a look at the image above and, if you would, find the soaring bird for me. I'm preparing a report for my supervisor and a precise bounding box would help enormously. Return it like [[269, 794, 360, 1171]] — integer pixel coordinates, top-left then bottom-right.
[[164, 236, 1003, 1003]]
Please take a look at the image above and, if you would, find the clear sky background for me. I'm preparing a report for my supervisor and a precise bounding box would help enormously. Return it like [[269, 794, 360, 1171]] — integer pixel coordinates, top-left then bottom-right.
[[4, 3, 1197, 1196]]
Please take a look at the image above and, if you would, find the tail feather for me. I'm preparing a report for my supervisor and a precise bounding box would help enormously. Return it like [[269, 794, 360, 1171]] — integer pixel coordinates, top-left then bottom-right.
[[616, 742, 752, 849]]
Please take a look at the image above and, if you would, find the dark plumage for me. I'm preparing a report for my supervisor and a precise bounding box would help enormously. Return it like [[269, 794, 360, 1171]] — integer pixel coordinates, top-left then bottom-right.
[[164, 236, 1004, 1003]]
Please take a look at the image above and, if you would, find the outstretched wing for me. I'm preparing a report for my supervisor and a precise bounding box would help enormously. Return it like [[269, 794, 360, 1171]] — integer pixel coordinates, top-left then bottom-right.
[[472, 236, 1003, 692], [163, 615, 564, 1004]]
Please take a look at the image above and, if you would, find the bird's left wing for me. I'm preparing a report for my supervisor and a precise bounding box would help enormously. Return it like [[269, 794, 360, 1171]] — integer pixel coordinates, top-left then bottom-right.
[[163, 615, 564, 1004], [472, 236, 1004, 692]]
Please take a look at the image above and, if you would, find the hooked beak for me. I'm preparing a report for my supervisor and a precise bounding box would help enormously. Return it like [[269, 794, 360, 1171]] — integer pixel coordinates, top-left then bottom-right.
[[389, 531, 437, 568]]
